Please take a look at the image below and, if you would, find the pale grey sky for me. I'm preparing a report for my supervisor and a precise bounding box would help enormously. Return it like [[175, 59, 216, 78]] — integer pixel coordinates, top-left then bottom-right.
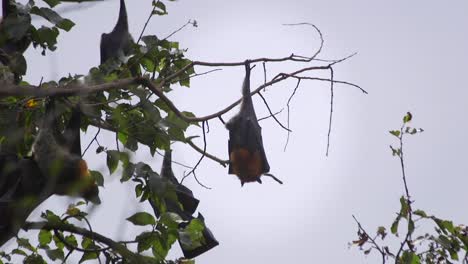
[[4, 0, 468, 263]]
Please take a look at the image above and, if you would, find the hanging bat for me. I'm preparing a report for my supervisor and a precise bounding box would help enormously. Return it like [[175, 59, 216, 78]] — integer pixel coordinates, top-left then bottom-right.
[[0, 100, 100, 247], [225, 61, 282, 186], [32, 99, 100, 203], [148, 150, 218, 259], [150, 150, 199, 219], [99, 0, 133, 65]]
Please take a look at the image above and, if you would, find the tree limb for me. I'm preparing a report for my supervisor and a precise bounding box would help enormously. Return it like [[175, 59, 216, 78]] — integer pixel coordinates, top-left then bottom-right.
[[23, 221, 149, 263]]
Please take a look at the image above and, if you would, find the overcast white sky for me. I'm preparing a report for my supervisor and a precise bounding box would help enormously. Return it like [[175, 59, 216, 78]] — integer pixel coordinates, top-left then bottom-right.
[[4, 0, 468, 263]]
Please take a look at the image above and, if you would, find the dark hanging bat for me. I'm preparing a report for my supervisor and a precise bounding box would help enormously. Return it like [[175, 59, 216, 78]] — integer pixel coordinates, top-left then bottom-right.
[[148, 150, 218, 259], [0, 100, 100, 247], [32, 99, 100, 203], [0, 154, 44, 247], [99, 0, 134, 65], [0, 0, 31, 55], [150, 150, 199, 219], [225, 61, 282, 186], [0, 0, 32, 82]]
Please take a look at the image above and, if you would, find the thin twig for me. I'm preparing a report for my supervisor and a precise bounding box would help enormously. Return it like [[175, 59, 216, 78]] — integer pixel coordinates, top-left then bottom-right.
[[218, 116, 226, 125], [172, 69, 222, 84], [257, 91, 291, 132], [291, 76, 367, 94], [263, 173, 283, 184], [186, 139, 228, 167], [395, 122, 414, 260], [282, 23, 324, 60], [181, 122, 211, 189], [258, 109, 283, 122], [162, 20, 195, 41], [284, 79, 301, 151], [136, 3, 158, 44], [82, 127, 101, 157], [352, 215, 387, 264], [326, 67, 334, 156], [62, 249, 74, 264]]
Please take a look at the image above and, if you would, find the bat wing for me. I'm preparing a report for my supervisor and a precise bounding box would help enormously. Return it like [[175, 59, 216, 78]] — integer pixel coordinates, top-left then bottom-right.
[[249, 119, 270, 174], [227, 116, 270, 174]]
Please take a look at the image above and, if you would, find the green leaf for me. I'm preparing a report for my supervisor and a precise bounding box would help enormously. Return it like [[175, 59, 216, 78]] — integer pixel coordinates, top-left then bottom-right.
[[17, 237, 36, 252], [81, 237, 93, 249], [179, 76, 190, 87], [389, 145, 401, 157], [178, 218, 205, 251], [433, 218, 455, 235], [403, 112, 412, 123], [389, 130, 400, 137], [450, 249, 459, 261], [441, 220, 455, 234], [391, 215, 401, 235], [135, 232, 158, 253], [30, 7, 75, 31], [106, 150, 120, 174], [153, 1, 167, 14], [33, 26, 60, 51], [399, 196, 409, 219], [408, 218, 415, 235], [42, 0, 60, 8], [41, 210, 61, 225], [438, 235, 451, 249], [160, 212, 183, 229], [90, 170, 104, 186], [66, 205, 81, 217], [53, 234, 65, 250], [79, 252, 98, 263], [127, 212, 156, 226], [23, 254, 46, 264], [413, 209, 427, 218], [65, 235, 78, 248], [11, 249, 27, 256], [401, 251, 420, 264], [121, 161, 135, 182], [46, 248, 64, 261], [79, 237, 99, 263], [377, 226, 386, 239], [118, 131, 128, 145], [38, 230, 52, 247], [135, 184, 144, 198]]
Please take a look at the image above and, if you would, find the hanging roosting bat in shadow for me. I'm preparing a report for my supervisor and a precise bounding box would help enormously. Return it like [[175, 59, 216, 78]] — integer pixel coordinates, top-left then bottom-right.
[[149, 150, 219, 259], [0, 99, 100, 247], [225, 61, 283, 186]]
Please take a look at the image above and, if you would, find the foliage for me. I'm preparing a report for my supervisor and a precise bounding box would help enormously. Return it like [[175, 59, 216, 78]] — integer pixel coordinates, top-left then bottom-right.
[[0, 0, 365, 263], [352, 113, 468, 264], [0, 0, 206, 263]]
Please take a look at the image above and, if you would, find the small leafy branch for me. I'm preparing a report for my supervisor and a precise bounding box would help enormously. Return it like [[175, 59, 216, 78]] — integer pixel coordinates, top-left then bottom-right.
[[352, 112, 468, 264]]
